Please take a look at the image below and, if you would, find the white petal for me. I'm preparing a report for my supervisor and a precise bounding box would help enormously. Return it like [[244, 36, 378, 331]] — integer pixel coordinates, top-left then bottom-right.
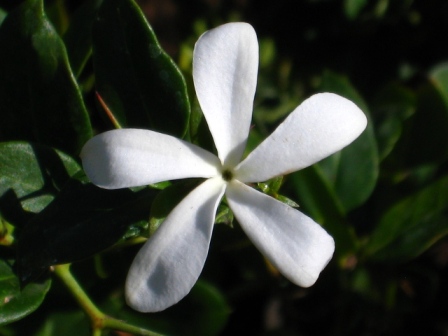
[[80, 129, 221, 189], [235, 93, 367, 182], [125, 177, 226, 312], [226, 180, 334, 287], [193, 22, 258, 167]]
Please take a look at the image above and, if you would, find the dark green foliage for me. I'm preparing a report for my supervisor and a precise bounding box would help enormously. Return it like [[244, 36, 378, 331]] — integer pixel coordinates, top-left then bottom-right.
[[1, 0, 448, 335]]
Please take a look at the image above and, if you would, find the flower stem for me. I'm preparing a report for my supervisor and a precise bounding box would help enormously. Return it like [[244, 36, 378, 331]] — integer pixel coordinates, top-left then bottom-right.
[[54, 264, 162, 336]]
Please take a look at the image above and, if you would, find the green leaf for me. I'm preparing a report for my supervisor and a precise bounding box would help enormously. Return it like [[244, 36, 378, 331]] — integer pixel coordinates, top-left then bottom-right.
[[289, 165, 358, 262], [319, 70, 379, 211], [107, 280, 229, 336], [16, 174, 156, 284], [35, 310, 90, 336], [344, 0, 368, 19], [44, 0, 69, 35], [0, 7, 7, 25], [395, 80, 448, 166], [0, 142, 81, 226], [63, 0, 103, 77], [0, 259, 51, 325], [365, 175, 448, 262], [215, 203, 234, 226], [93, 0, 190, 136], [0, 0, 92, 155], [258, 176, 299, 207], [371, 83, 416, 160], [430, 62, 448, 104]]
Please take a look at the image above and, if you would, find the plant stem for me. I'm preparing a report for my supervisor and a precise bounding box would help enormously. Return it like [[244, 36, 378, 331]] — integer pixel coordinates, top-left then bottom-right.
[[54, 264, 162, 336]]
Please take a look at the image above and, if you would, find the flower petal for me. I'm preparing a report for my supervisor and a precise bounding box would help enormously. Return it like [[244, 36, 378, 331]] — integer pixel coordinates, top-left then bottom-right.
[[125, 177, 226, 312], [226, 180, 334, 287], [235, 93, 367, 182], [81, 129, 221, 189], [193, 22, 258, 167]]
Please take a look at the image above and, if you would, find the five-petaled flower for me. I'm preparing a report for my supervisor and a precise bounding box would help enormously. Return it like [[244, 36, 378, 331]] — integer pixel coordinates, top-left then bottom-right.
[[81, 22, 367, 312]]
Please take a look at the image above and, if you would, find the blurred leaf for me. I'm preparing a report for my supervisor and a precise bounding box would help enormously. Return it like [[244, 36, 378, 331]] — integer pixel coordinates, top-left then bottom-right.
[[44, 0, 69, 34], [93, 0, 190, 136], [35, 310, 90, 336], [289, 165, 358, 261], [365, 175, 448, 262], [107, 280, 229, 336], [0, 220, 15, 246], [63, 0, 103, 77], [344, 0, 368, 19], [395, 80, 448, 166], [259, 38, 276, 69], [0, 259, 51, 325], [431, 62, 448, 103], [0, 0, 92, 155], [16, 174, 156, 284], [0, 142, 81, 226], [372, 83, 416, 160], [0, 7, 6, 25], [319, 70, 379, 211]]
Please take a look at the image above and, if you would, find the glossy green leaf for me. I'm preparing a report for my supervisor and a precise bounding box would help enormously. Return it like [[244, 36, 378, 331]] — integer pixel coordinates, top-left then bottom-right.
[[319, 70, 379, 211], [365, 175, 448, 262], [63, 0, 103, 77], [0, 142, 81, 226], [258, 176, 299, 207], [289, 165, 358, 261], [16, 174, 156, 284], [0, 0, 92, 155], [0, 259, 51, 325], [93, 0, 190, 136]]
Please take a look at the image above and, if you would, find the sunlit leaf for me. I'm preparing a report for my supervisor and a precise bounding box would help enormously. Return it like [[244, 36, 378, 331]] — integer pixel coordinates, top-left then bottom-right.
[[0, 259, 51, 325], [0, 142, 81, 226]]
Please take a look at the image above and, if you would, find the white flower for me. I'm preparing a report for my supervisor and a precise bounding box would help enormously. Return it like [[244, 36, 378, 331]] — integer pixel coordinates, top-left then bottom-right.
[[81, 22, 367, 312]]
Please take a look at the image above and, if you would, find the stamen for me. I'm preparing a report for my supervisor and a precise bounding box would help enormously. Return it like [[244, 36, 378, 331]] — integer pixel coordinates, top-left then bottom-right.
[[222, 169, 234, 182]]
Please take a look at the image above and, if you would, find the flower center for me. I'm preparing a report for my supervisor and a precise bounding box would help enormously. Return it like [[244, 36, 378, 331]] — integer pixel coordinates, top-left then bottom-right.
[[221, 168, 234, 182]]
